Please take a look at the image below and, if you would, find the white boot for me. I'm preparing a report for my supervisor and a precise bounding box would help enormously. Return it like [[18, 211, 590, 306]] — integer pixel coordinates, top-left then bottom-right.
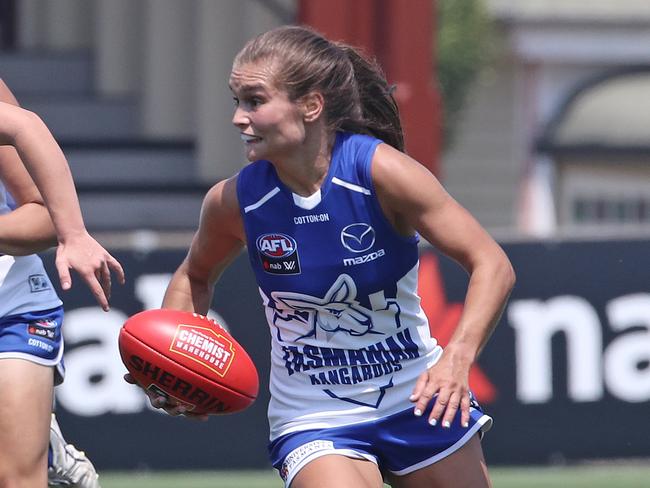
[[48, 413, 101, 488]]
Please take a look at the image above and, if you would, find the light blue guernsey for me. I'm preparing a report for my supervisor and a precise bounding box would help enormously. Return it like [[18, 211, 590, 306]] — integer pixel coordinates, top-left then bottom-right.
[[0, 182, 62, 318], [237, 132, 442, 440]]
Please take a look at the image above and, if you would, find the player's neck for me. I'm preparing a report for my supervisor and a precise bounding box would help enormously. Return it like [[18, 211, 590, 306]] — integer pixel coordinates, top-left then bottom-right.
[[273, 128, 334, 197]]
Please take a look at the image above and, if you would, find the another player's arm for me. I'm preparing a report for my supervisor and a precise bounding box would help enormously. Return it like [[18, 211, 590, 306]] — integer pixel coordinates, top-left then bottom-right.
[[163, 175, 245, 315], [371, 143, 515, 428], [0, 79, 124, 309], [0, 81, 56, 254], [0, 86, 87, 242], [0, 154, 57, 255]]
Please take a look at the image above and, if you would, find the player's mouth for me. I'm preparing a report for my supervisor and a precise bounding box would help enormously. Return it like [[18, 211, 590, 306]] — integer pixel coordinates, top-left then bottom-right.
[[241, 133, 262, 144]]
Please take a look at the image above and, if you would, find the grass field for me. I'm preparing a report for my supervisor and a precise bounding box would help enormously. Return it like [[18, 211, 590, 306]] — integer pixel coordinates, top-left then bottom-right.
[[98, 464, 650, 487]]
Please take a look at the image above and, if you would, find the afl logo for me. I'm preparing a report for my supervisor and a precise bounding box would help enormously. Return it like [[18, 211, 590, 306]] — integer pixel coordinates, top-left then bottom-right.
[[256, 233, 301, 275], [257, 233, 297, 258], [341, 223, 375, 253]]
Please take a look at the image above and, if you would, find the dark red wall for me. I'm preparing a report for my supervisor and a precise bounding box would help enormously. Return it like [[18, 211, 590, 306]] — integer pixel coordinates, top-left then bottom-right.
[[297, 0, 442, 175]]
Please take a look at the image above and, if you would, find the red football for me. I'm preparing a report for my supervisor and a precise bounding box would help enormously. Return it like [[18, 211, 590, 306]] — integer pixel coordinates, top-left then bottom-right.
[[119, 309, 259, 415]]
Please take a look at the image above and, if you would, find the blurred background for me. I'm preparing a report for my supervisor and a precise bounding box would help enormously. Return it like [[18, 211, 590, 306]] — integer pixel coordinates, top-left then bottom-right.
[[1, 0, 650, 481]]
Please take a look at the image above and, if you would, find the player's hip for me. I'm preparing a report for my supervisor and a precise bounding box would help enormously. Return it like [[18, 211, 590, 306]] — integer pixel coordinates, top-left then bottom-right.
[[0, 306, 65, 384], [269, 400, 492, 487]]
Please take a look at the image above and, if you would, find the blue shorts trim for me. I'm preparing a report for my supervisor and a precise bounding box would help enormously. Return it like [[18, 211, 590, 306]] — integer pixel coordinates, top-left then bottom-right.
[[0, 306, 65, 385], [269, 398, 492, 487]]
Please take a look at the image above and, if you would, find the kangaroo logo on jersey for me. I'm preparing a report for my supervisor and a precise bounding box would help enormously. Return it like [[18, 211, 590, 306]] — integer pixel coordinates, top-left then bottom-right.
[[256, 233, 301, 275], [269, 274, 403, 343], [341, 223, 375, 253], [267, 274, 411, 409]]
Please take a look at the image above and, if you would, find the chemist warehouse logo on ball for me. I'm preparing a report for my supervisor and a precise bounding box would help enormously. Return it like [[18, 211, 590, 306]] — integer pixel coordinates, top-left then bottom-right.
[[257, 233, 301, 275], [169, 325, 235, 377]]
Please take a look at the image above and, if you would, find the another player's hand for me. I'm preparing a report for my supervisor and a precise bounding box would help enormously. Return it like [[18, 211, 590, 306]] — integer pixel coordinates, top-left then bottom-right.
[[123, 374, 209, 421], [55, 231, 125, 311], [408, 346, 472, 429]]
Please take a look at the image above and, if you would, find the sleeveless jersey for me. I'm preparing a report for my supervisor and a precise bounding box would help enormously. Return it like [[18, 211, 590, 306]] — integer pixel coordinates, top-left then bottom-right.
[[237, 132, 442, 440], [0, 181, 62, 317]]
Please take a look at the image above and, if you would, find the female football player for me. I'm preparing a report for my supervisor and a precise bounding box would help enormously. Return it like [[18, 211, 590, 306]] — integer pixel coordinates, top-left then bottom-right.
[[0, 78, 123, 487], [142, 26, 515, 487]]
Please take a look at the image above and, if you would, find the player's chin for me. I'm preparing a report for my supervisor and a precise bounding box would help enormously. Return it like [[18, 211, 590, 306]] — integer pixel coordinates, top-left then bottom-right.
[[243, 142, 266, 161]]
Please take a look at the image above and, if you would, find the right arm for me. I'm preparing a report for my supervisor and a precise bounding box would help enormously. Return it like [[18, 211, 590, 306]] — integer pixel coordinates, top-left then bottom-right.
[[0, 79, 124, 310], [0, 81, 56, 254], [0, 145, 57, 255], [136, 175, 244, 418], [162, 174, 245, 313], [0, 81, 87, 241]]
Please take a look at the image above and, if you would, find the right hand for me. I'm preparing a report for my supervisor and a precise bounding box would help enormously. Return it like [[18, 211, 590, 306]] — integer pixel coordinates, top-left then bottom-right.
[[123, 373, 209, 421], [55, 231, 125, 311]]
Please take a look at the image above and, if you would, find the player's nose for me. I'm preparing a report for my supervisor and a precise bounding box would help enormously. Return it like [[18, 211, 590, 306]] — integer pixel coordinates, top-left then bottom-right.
[[232, 105, 249, 128]]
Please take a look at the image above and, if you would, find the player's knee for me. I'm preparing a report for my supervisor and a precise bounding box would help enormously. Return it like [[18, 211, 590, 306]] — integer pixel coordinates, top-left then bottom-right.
[[0, 446, 47, 483], [0, 467, 47, 488]]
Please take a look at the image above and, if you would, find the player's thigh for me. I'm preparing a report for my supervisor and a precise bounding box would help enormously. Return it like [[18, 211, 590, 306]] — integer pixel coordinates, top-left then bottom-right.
[[387, 434, 491, 488], [291, 454, 384, 488], [0, 358, 53, 473]]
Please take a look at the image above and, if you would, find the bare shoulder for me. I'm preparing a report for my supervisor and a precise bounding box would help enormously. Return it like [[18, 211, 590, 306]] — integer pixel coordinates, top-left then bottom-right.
[[203, 174, 240, 213], [199, 173, 244, 241], [371, 143, 451, 233], [372, 143, 448, 199], [371, 144, 504, 268]]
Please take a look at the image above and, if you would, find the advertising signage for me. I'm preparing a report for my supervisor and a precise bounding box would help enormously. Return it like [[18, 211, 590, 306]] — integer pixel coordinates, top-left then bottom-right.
[[43, 239, 650, 469]]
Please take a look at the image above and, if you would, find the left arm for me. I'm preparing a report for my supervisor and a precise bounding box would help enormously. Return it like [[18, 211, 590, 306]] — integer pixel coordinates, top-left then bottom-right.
[[372, 143, 516, 428]]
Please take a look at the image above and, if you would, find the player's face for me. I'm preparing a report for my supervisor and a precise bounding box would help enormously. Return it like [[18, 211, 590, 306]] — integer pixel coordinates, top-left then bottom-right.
[[230, 61, 306, 163]]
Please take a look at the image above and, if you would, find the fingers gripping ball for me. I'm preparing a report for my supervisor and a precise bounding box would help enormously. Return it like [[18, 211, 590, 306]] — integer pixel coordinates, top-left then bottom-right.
[[119, 309, 259, 415]]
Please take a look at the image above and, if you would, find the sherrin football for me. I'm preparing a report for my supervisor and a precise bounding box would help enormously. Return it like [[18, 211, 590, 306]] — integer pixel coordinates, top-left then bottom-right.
[[119, 309, 259, 415]]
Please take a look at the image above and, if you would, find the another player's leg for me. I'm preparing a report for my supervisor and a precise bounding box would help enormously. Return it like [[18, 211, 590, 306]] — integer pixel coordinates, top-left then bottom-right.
[[387, 433, 491, 488], [291, 455, 384, 488], [0, 358, 53, 487], [48, 412, 101, 488]]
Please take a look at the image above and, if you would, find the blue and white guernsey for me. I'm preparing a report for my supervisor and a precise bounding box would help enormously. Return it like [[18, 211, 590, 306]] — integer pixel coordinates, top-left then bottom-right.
[[0, 181, 62, 318], [237, 132, 442, 440]]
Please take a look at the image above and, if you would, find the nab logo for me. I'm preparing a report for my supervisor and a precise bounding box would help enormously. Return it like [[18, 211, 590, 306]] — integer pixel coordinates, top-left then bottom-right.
[[341, 223, 375, 253], [28, 319, 57, 340], [256, 233, 301, 275]]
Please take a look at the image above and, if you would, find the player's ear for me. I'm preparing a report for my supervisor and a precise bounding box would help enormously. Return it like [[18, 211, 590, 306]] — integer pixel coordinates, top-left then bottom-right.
[[300, 91, 324, 123]]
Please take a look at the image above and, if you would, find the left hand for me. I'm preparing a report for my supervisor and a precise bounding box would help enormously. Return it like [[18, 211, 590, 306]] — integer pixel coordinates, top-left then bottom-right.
[[409, 349, 472, 429], [55, 231, 125, 311], [123, 374, 209, 421]]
